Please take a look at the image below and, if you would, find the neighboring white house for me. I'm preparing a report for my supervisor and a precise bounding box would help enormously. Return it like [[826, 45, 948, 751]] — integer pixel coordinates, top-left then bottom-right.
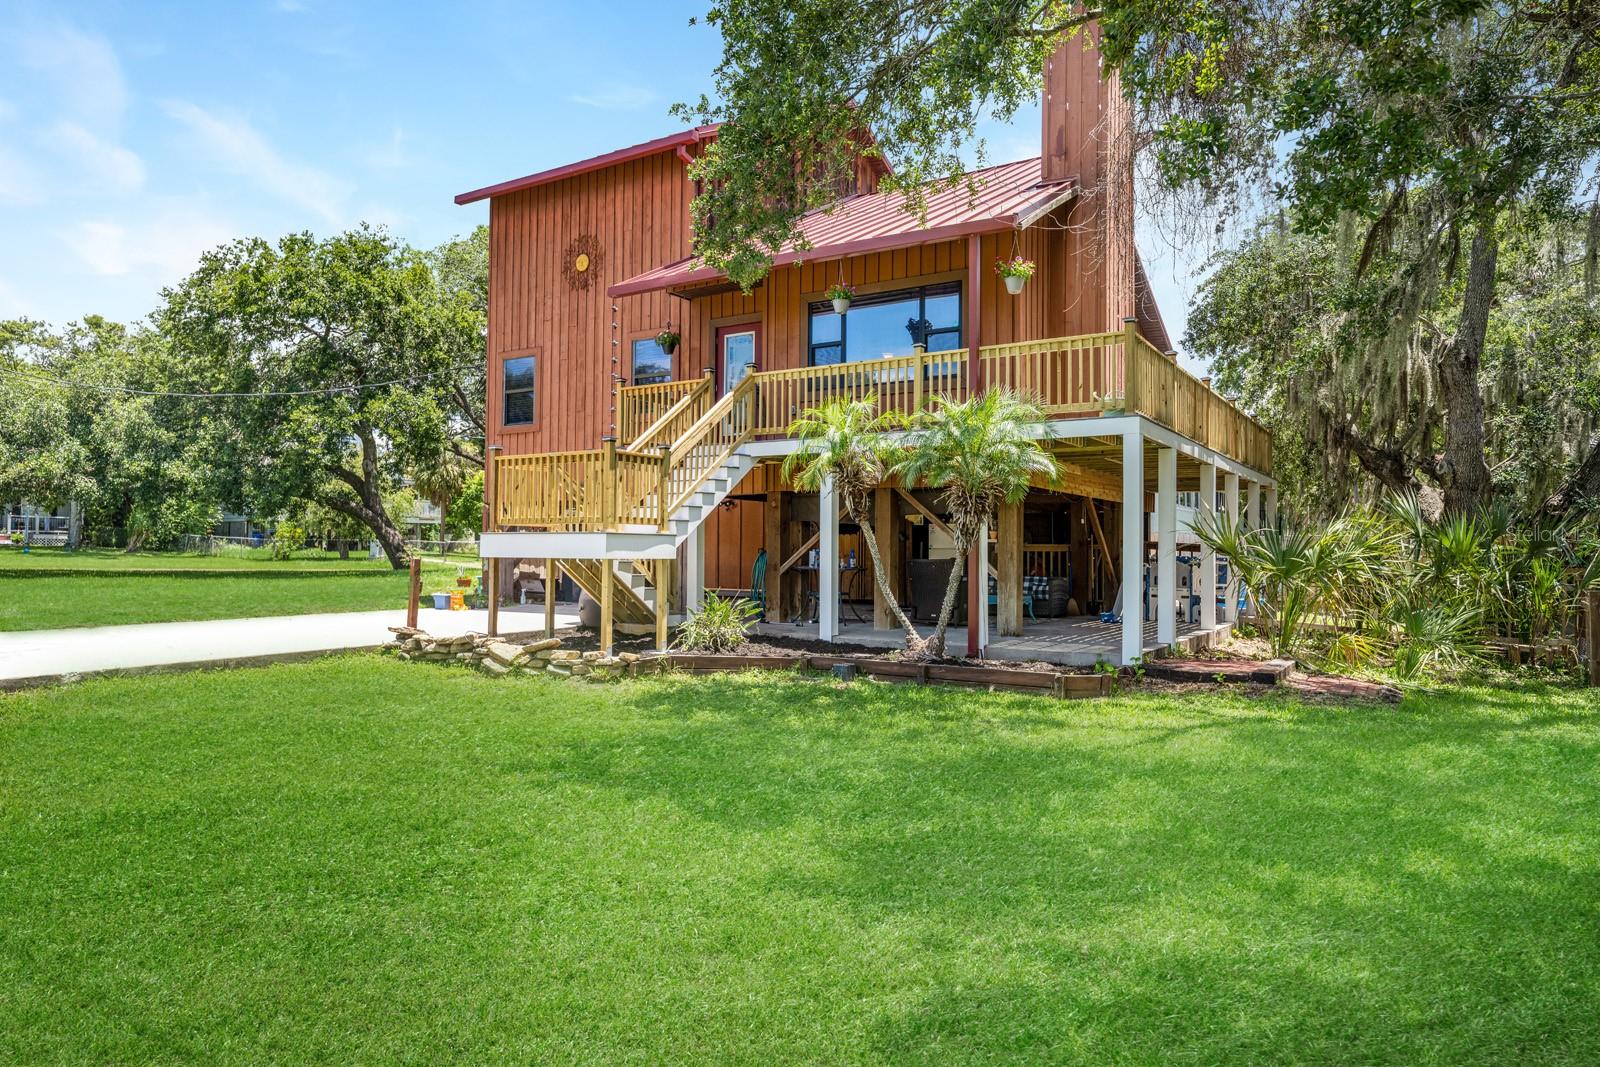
[[2, 502, 80, 547]]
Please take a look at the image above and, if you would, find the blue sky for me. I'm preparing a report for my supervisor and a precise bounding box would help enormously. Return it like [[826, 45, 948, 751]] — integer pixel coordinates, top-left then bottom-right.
[[0, 0, 1210, 357]]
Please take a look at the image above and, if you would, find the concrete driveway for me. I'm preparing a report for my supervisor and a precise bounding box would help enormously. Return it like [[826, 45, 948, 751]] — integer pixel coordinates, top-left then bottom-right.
[[0, 604, 580, 689]]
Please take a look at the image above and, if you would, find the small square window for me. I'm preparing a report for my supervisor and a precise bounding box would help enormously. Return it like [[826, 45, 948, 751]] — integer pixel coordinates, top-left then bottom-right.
[[631, 339, 672, 386]]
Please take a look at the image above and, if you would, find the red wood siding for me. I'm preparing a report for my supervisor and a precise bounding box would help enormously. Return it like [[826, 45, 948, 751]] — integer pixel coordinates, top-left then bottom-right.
[[487, 148, 702, 455]]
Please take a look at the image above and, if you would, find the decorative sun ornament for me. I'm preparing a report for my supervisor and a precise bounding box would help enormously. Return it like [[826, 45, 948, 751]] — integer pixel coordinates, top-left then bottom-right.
[[562, 235, 603, 291]]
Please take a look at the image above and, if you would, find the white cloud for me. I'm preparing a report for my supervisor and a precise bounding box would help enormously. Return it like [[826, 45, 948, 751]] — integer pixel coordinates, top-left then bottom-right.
[[569, 85, 657, 111], [64, 203, 234, 281], [162, 99, 351, 226], [15, 25, 128, 126], [0, 147, 44, 205], [45, 121, 145, 194]]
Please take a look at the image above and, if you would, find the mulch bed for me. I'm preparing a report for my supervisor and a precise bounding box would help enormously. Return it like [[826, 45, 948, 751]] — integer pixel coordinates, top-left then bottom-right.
[[511, 627, 1401, 703]]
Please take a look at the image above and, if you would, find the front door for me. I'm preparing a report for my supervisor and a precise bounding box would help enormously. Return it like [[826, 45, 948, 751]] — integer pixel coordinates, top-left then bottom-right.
[[716, 322, 762, 395]]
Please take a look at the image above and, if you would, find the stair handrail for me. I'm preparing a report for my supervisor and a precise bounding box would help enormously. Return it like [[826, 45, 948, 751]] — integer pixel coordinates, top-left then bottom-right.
[[623, 370, 714, 452], [660, 374, 758, 523]]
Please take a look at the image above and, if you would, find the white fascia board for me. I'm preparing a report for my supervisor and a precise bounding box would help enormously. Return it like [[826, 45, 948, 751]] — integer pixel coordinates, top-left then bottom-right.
[[1035, 416, 1274, 486], [738, 413, 1274, 486], [480, 530, 679, 560]]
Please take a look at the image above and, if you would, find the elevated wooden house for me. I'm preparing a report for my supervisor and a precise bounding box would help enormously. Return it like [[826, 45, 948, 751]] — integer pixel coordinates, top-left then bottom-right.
[[455, 30, 1274, 664]]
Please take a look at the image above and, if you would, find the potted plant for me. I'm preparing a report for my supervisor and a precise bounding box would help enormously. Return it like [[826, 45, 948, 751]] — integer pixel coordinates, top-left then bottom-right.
[[995, 256, 1036, 295], [826, 281, 855, 315], [655, 328, 679, 355], [906, 315, 931, 353]]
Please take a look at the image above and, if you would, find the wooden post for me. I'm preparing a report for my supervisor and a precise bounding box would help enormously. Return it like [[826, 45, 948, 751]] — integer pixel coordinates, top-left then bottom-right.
[[485, 445, 502, 533], [764, 488, 784, 619], [544, 558, 557, 639], [486, 558, 499, 637], [600, 436, 619, 529], [406, 556, 421, 629], [872, 487, 903, 631], [657, 444, 673, 531], [912, 350, 926, 413], [599, 559, 615, 657], [996, 498, 1024, 636], [1587, 588, 1600, 688], [1122, 316, 1140, 409], [655, 557, 671, 652]]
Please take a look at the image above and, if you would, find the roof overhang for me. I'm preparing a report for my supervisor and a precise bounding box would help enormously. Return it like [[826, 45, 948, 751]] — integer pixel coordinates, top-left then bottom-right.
[[609, 175, 1078, 300], [454, 124, 720, 205]]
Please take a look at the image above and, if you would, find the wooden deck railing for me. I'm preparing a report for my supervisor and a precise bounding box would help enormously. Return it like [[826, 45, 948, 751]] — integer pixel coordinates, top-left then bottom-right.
[[979, 332, 1123, 415], [496, 328, 1273, 532], [750, 349, 969, 435], [623, 373, 714, 452], [618, 377, 706, 447], [1122, 333, 1272, 474]]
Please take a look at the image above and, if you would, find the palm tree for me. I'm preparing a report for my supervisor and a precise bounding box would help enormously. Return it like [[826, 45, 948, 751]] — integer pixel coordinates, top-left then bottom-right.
[[782, 396, 923, 650], [894, 388, 1057, 657]]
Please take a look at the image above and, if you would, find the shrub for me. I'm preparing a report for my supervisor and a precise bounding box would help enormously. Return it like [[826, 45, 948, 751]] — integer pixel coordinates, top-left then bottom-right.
[[675, 594, 760, 653], [271, 522, 306, 561]]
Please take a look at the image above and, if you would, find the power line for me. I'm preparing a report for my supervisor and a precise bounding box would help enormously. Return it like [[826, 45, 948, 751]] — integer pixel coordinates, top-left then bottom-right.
[[0, 363, 461, 400]]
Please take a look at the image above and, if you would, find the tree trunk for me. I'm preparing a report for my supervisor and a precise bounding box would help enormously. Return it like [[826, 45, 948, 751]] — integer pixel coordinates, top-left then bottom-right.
[[1329, 422, 1423, 497], [322, 428, 412, 569], [928, 545, 969, 658], [848, 506, 923, 651], [1544, 432, 1600, 518], [1438, 221, 1497, 514]]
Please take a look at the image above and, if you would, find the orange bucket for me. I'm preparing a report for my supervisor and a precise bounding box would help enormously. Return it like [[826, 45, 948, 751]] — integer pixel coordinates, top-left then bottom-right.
[[449, 590, 465, 611]]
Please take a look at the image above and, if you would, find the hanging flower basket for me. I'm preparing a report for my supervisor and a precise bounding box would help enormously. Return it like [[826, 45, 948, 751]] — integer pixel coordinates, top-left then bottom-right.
[[825, 281, 855, 315], [995, 256, 1036, 295], [655, 329, 679, 354]]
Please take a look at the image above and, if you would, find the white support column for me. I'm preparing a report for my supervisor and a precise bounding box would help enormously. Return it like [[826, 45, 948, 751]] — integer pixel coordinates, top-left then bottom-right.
[[1246, 480, 1261, 533], [1156, 447, 1178, 645], [818, 475, 839, 642], [1198, 461, 1218, 631], [976, 520, 990, 655], [1121, 430, 1145, 665], [1223, 472, 1241, 622], [1265, 484, 1279, 532], [684, 525, 705, 612]]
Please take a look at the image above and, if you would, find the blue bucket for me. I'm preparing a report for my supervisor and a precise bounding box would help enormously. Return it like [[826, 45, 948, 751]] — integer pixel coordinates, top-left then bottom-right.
[[430, 592, 451, 610]]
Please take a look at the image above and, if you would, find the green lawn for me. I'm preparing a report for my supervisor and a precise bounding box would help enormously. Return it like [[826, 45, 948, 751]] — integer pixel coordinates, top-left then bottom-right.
[[2, 660, 1596, 1064], [0, 546, 400, 570], [0, 549, 469, 631]]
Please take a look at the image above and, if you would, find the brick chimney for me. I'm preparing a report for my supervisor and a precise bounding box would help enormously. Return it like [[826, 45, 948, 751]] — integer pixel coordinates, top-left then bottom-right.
[[1040, 25, 1136, 329]]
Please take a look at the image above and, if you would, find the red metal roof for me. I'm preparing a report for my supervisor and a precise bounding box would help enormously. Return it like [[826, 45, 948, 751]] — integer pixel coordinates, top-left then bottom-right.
[[454, 125, 722, 205], [609, 156, 1075, 297]]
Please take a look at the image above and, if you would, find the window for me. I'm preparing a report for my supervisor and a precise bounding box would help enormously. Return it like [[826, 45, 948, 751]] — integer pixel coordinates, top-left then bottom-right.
[[808, 281, 961, 365], [503, 355, 536, 425], [631, 338, 672, 386]]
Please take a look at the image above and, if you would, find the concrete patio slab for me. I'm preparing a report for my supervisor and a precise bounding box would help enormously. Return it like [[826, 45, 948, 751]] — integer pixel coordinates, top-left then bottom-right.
[[755, 615, 1230, 667], [0, 604, 580, 690]]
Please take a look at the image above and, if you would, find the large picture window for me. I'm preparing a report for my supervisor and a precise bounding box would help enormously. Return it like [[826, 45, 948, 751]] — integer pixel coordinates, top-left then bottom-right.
[[631, 338, 672, 386], [808, 281, 961, 365], [503, 355, 536, 425]]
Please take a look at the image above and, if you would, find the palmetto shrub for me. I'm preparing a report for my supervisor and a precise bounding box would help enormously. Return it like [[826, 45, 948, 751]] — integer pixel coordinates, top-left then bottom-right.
[[675, 594, 761, 654], [1193, 491, 1595, 679]]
